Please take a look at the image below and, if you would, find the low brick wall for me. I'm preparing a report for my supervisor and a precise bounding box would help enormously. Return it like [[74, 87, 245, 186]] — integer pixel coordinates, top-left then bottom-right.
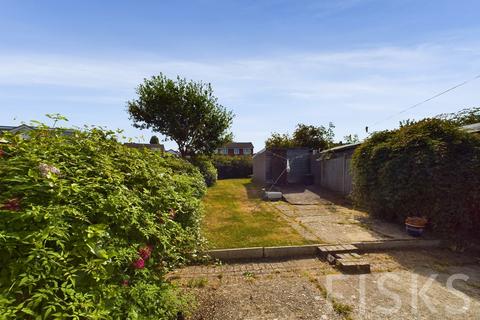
[[207, 240, 445, 262]]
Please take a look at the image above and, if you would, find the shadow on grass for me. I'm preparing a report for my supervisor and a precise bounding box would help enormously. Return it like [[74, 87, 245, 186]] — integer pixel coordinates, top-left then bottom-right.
[[243, 181, 263, 200]]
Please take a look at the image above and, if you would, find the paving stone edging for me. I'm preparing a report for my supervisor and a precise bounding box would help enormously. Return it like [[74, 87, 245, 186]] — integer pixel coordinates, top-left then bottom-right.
[[208, 239, 444, 261]]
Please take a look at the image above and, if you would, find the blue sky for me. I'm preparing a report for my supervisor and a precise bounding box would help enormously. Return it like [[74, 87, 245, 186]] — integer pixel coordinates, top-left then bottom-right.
[[1, 0, 479, 150]]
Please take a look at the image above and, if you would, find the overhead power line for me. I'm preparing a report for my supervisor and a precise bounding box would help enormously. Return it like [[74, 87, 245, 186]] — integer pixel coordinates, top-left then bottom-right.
[[369, 73, 480, 130]]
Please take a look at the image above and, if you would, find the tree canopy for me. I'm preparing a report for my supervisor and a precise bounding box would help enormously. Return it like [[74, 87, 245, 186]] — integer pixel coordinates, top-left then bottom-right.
[[265, 123, 335, 150], [128, 74, 234, 157], [293, 123, 335, 150], [149, 135, 160, 144], [265, 133, 295, 149], [342, 134, 360, 144], [437, 107, 480, 126]]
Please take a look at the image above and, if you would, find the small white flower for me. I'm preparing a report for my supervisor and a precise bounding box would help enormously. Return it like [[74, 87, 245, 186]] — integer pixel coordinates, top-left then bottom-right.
[[39, 163, 61, 177]]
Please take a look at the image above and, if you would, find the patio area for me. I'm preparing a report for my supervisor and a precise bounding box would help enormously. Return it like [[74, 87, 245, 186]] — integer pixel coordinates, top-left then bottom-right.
[[274, 184, 423, 244]]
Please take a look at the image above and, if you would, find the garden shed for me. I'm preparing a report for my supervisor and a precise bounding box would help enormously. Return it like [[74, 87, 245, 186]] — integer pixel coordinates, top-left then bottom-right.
[[462, 122, 480, 134], [252, 148, 311, 186], [311, 142, 361, 195]]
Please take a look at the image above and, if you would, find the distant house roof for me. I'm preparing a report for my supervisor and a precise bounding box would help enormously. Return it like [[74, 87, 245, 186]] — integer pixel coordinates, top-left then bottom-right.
[[0, 124, 35, 133], [0, 124, 75, 135], [0, 125, 16, 131], [222, 142, 254, 149], [462, 122, 480, 133], [124, 143, 165, 152], [165, 149, 180, 156]]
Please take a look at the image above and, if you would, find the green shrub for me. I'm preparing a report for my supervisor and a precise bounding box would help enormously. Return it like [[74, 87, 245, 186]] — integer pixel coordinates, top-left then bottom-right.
[[213, 155, 252, 179], [189, 156, 217, 187], [352, 119, 480, 241], [0, 125, 206, 319]]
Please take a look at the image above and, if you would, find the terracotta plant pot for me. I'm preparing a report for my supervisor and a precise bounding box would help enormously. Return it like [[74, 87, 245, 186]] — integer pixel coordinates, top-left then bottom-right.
[[405, 217, 428, 237]]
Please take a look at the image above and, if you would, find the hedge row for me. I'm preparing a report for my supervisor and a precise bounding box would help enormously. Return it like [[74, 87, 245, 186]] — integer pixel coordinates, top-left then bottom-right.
[[213, 155, 252, 179], [189, 156, 218, 187], [352, 119, 480, 242], [0, 126, 206, 319]]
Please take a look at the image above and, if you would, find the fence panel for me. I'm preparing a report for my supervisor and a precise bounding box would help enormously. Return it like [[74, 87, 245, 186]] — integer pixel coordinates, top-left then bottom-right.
[[313, 154, 353, 195]]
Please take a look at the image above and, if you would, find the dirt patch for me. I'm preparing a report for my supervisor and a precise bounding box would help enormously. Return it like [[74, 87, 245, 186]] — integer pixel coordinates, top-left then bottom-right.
[[188, 276, 342, 320], [173, 250, 480, 319], [172, 259, 343, 320]]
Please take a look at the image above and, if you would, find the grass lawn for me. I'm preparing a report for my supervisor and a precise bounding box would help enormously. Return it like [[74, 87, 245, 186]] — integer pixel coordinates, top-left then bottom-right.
[[202, 178, 309, 249]]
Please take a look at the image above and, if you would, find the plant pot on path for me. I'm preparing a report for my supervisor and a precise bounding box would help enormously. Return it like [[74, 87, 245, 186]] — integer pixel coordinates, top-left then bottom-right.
[[405, 216, 428, 237]]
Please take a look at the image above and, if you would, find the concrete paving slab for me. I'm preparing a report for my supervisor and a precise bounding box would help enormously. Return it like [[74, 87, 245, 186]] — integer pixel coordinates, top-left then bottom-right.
[[272, 187, 419, 244]]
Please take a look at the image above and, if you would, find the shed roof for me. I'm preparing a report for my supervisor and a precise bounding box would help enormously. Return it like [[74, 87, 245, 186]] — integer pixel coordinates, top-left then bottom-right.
[[462, 122, 480, 133], [320, 142, 362, 154]]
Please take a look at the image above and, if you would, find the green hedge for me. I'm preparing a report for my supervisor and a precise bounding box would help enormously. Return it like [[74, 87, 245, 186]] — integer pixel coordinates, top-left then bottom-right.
[[189, 156, 217, 187], [213, 155, 252, 179], [0, 126, 206, 319], [352, 119, 480, 241]]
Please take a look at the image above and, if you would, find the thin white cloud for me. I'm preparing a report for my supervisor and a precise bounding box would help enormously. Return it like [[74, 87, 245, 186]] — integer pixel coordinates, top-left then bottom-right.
[[1, 42, 479, 148], [0, 44, 477, 89]]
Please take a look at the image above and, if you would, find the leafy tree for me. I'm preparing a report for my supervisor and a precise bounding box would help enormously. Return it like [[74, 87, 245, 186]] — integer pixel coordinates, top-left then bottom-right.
[[342, 134, 360, 144], [128, 73, 234, 157], [265, 123, 336, 150], [399, 119, 416, 127], [149, 135, 160, 144], [437, 107, 480, 126], [293, 123, 335, 150], [265, 133, 295, 148]]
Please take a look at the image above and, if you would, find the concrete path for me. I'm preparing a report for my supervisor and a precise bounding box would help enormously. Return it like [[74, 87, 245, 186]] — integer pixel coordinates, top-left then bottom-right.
[[173, 249, 480, 319], [280, 185, 327, 205], [274, 186, 417, 244]]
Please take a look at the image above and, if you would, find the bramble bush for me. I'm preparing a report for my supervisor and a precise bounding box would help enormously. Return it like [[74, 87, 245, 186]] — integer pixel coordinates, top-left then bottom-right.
[[0, 124, 206, 319], [352, 119, 480, 241], [212, 155, 252, 179]]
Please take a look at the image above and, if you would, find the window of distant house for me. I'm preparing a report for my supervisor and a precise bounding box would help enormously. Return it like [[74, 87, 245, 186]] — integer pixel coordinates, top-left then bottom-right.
[[243, 148, 251, 155], [234, 148, 240, 155], [218, 148, 227, 155]]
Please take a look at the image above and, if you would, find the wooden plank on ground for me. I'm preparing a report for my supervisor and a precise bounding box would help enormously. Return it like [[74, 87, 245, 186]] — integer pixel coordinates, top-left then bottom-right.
[[336, 259, 371, 274]]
